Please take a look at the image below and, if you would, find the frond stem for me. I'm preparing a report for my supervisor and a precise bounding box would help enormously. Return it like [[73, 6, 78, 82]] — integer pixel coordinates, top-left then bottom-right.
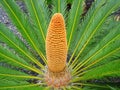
[[0, 73, 43, 80]]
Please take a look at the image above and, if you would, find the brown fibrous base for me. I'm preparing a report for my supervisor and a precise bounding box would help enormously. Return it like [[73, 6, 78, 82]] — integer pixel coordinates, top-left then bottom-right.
[[44, 66, 71, 88]]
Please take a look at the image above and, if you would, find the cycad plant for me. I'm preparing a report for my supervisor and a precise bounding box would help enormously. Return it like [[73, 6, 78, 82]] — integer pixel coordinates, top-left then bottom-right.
[[0, 0, 120, 90]]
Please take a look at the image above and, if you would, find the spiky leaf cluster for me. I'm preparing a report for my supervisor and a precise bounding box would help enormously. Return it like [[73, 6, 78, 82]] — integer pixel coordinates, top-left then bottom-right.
[[0, 0, 120, 89]]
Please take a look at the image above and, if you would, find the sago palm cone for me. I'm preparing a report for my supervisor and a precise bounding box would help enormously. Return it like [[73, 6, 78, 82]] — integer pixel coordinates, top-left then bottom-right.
[[45, 13, 71, 88], [46, 13, 67, 72]]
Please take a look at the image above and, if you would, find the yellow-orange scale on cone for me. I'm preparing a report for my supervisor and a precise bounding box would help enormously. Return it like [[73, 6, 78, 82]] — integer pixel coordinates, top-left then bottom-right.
[[46, 13, 67, 73]]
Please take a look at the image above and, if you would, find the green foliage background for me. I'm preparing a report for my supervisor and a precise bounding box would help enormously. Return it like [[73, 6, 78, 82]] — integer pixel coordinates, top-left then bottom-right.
[[0, 0, 120, 90]]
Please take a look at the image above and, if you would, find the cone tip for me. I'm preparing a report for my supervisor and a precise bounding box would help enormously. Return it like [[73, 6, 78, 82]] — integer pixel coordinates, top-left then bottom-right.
[[52, 13, 64, 21], [53, 13, 63, 17]]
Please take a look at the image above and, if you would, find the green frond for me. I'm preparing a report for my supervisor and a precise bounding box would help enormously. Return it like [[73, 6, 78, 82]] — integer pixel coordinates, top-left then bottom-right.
[[24, 0, 50, 58], [80, 60, 120, 80], [75, 83, 108, 90], [82, 86, 108, 90], [72, 20, 120, 74], [77, 18, 117, 61], [0, 66, 27, 75], [107, 86, 120, 90], [68, 0, 120, 66], [0, 45, 29, 67], [67, 0, 84, 50], [83, 87, 118, 90], [0, 45, 42, 74], [52, 0, 67, 16], [0, 23, 31, 58], [0, 0, 46, 62], [0, 73, 42, 80], [0, 66, 42, 81], [0, 67, 44, 89], [72, 82, 120, 90], [0, 79, 28, 88], [0, 80, 44, 90], [0, 23, 44, 69]]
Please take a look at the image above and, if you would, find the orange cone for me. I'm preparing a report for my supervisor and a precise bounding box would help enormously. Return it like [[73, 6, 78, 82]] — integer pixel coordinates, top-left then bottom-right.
[[46, 13, 67, 73]]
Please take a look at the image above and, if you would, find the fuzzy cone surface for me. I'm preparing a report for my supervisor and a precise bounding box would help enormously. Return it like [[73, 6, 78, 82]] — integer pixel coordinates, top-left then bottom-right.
[[46, 13, 67, 73]]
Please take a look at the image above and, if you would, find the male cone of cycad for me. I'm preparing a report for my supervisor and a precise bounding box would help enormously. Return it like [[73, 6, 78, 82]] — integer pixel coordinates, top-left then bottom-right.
[[45, 13, 70, 88], [46, 13, 67, 73]]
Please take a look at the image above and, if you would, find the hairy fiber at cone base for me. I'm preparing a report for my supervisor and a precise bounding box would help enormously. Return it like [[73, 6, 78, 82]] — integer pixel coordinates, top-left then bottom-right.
[[44, 66, 71, 88], [46, 13, 67, 73]]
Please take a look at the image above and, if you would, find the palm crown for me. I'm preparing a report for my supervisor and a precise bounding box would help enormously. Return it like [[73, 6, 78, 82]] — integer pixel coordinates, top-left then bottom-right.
[[0, 0, 120, 90]]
